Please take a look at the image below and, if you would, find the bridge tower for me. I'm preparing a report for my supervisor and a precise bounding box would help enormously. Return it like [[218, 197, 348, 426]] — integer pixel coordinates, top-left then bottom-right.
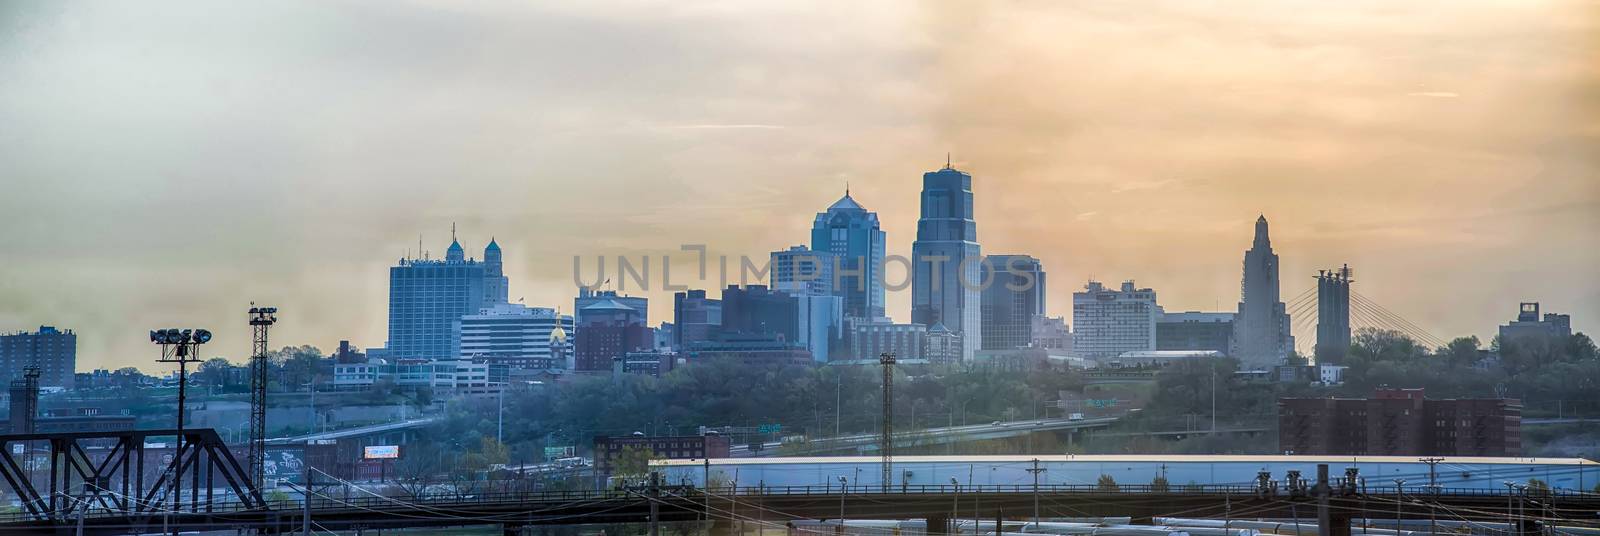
[[1314, 265, 1352, 364], [249, 305, 278, 490]]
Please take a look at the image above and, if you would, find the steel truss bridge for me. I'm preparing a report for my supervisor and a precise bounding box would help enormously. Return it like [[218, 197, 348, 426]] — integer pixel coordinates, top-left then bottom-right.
[[3, 430, 1598, 535]]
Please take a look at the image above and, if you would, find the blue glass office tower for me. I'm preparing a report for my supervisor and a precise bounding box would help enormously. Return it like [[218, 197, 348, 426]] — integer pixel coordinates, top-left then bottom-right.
[[810, 190, 886, 320], [385, 234, 507, 360], [912, 164, 981, 362]]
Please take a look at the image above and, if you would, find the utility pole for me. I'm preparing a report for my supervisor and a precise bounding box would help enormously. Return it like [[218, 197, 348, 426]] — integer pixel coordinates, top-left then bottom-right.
[[649, 472, 661, 536], [1419, 457, 1442, 490], [248, 305, 277, 492], [879, 352, 896, 492], [302, 464, 313, 536], [1027, 458, 1046, 528]]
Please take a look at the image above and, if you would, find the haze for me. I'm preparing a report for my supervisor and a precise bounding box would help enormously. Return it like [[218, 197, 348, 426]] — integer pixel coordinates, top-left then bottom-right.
[[1, 1, 1596, 371]]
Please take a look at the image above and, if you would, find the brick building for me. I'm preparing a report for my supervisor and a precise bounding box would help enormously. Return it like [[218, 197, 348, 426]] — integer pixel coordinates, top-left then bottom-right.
[[1278, 388, 1520, 456]]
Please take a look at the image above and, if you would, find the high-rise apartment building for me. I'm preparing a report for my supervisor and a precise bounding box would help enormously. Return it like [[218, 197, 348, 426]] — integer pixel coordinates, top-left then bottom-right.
[[385, 233, 508, 361], [0, 326, 76, 389], [1234, 216, 1294, 367], [458, 303, 574, 370], [980, 255, 1046, 351], [1072, 280, 1159, 360], [911, 164, 981, 361], [811, 191, 885, 319]]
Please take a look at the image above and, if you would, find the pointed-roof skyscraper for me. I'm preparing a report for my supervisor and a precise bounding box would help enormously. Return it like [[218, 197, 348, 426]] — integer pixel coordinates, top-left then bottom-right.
[[912, 162, 981, 362], [811, 187, 886, 320], [1234, 215, 1294, 366]]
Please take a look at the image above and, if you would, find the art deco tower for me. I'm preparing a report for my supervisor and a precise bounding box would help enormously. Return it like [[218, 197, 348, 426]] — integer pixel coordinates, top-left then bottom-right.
[[1234, 215, 1294, 366]]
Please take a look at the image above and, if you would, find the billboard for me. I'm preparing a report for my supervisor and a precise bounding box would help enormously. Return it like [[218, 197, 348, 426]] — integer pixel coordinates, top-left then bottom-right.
[[363, 445, 401, 459]]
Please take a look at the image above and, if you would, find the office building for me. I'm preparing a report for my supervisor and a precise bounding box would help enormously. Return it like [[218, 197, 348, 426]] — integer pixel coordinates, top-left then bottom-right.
[[1498, 302, 1572, 342], [720, 285, 798, 342], [1314, 265, 1353, 364], [672, 290, 722, 350], [575, 288, 648, 327], [1278, 388, 1521, 456], [771, 245, 835, 297], [811, 190, 886, 319], [924, 323, 962, 365], [1156, 312, 1234, 355], [458, 303, 574, 370], [574, 299, 652, 372], [1072, 280, 1159, 360], [593, 433, 731, 475], [1234, 215, 1294, 367], [794, 294, 845, 363], [911, 164, 982, 361], [682, 334, 814, 367], [1, 326, 76, 389], [614, 350, 677, 378], [850, 319, 926, 361], [385, 232, 507, 361], [1031, 315, 1072, 353], [980, 255, 1046, 351]]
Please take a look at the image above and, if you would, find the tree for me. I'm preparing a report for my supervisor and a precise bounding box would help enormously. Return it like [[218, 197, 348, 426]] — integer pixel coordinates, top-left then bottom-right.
[[612, 445, 656, 479], [1096, 474, 1119, 492], [1526, 478, 1550, 497], [1150, 475, 1170, 493], [197, 358, 235, 389]]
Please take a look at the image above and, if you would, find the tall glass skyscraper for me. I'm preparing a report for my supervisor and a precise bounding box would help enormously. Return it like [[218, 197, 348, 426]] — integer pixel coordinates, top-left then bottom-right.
[[980, 254, 1046, 351], [912, 164, 981, 362], [385, 234, 507, 361], [810, 190, 886, 320]]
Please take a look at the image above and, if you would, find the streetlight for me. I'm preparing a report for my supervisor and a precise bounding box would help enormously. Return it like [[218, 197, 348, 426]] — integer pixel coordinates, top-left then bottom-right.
[[951, 477, 962, 528], [838, 476, 848, 521], [1393, 479, 1406, 528]]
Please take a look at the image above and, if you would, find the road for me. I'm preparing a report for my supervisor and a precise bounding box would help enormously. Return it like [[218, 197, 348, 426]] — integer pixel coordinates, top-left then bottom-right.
[[732, 416, 1118, 457]]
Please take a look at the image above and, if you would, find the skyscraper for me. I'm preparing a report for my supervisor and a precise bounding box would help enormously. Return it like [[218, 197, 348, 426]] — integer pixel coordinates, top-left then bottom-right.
[[1234, 215, 1295, 367], [912, 163, 981, 361], [810, 190, 885, 319], [385, 232, 507, 361], [980, 254, 1046, 351]]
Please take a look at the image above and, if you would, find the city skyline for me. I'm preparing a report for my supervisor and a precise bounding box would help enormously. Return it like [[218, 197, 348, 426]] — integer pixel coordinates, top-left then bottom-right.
[[1, 1, 1595, 371]]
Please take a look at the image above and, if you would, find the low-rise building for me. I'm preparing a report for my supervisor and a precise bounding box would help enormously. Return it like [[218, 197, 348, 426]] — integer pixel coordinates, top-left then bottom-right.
[[594, 433, 732, 474], [1278, 388, 1520, 456]]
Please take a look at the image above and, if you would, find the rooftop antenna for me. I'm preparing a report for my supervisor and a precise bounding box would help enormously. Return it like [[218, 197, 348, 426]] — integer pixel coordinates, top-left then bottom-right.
[[452, 222, 457, 242], [845, 181, 850, 197], [945, 152, 951, 169]]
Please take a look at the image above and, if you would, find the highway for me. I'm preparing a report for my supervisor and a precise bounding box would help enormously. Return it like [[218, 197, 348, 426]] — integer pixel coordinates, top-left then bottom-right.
[[732, 416, 1118, 457]]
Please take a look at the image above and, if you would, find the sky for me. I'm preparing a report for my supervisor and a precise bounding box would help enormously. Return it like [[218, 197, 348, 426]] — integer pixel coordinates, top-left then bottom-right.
[[0, 1, 1596, 372]]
